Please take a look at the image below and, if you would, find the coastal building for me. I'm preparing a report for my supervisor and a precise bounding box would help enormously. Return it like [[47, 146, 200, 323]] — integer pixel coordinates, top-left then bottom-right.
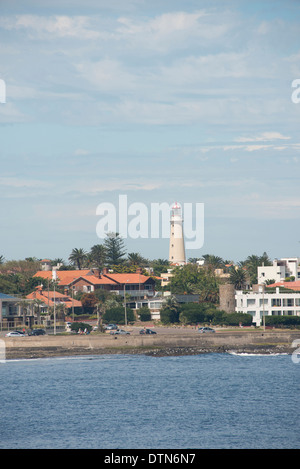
[[258, 257, 300, 284], [235, 286, 300, 326], [169, 202, 186, 265], [26, 286, 82, 313], [266, 280, 300, 291], [33, 268, 156, 300], [0, 292, 20, 328], [133, 297, 164, 321], [40, 259, 52, 271], [160, 269, 174, 288]]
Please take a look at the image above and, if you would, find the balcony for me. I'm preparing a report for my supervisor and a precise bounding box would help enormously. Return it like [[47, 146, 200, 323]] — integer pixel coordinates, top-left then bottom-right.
[[111, 289, 155, 298]]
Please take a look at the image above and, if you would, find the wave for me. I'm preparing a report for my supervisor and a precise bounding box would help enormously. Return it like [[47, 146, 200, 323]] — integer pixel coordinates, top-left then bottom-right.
[[227, 351, 288, 357]]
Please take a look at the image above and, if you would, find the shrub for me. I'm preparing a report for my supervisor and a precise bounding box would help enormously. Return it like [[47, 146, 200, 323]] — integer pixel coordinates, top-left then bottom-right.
[[138, 306, 151, 322], [224, 312, 252, 326], [160, 307, 180, 324], [71, 322, 92, 333], [103, 306, 135, 325], [265, 316, 300, 328]]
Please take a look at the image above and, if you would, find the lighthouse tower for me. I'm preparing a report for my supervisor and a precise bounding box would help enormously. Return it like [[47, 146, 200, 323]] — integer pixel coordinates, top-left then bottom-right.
[[169, 202, 186, 265]]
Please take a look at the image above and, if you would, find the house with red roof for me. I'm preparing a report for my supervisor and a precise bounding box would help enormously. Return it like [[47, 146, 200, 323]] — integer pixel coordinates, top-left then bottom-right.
[[266, 280, 300, 292], [34, 267, 156, 300], [26, 286, 82, 312]]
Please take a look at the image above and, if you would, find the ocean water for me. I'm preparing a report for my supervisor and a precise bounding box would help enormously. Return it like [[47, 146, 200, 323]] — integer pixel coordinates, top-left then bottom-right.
[[0, 353, 299, 449]]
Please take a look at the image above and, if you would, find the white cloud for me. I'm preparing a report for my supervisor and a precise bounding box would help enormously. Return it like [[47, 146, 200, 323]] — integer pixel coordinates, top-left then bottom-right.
[[0, 15, 101, 39], [235, 132, 291, 142], [117, 11, 207, 36], [0, 177, 46, 188]]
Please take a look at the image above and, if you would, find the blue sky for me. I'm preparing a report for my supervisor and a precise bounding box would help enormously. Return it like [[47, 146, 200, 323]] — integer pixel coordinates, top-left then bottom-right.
[[0, 0, 300, 263]]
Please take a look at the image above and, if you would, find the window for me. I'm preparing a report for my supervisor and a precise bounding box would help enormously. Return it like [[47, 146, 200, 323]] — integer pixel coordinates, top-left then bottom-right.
[[272, 298, 281, 307], [283, 298, 294, 307], [259, 298, 268, 306]]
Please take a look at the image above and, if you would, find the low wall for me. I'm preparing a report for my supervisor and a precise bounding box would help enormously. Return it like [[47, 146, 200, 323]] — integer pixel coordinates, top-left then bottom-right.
[[3, 330, 300, 359]]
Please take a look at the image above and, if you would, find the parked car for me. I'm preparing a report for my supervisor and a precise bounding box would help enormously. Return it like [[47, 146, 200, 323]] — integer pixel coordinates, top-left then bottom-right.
[[110, 329, 130, 335], [5, 331, 25, 337], [28, 329, 46, 336], [139, 329, 157, 335], [105, 324, 118, 330], [197, 327, 215, 333]]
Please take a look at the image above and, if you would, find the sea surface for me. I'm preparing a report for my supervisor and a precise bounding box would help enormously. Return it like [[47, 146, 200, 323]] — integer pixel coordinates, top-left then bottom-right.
[[0, 353, 299, 449]]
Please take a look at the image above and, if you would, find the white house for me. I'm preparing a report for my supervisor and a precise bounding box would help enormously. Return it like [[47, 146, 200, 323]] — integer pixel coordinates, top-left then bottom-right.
[[235, 287, 300, 326], [258, 257, 300, 284]]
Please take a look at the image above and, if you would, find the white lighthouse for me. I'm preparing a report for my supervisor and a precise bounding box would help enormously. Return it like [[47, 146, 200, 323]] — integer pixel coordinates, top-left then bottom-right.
[[169, 202, 186, 265]]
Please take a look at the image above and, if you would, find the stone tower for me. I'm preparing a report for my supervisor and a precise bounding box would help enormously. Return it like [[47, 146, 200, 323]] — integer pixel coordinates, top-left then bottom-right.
[[219, 283, 235, 313], [169, 202, 186, 265]]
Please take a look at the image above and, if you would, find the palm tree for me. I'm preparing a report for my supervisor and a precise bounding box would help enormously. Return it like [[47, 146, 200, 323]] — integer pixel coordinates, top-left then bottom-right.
[[90, 244, 107, 272], [68, 248, 87, 270], [160, 296, 180, 324], [17, 299, 31, 326], [229, 266, 247, 290], [241, 252, 271, 285], [51, 258, 65, 267], [202, 254, 225, 270], [127, 252, 148, 266], [32, 298, 45, 325]]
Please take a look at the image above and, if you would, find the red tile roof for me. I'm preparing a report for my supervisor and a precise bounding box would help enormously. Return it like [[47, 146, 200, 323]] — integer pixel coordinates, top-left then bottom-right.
[[34, 270, 92, 285], [103, 273, 153, 284], [266, 281, 300, 291], [26, 289, 82, 308], [71, 275, 116, 285], [34, 270, 154, 287]]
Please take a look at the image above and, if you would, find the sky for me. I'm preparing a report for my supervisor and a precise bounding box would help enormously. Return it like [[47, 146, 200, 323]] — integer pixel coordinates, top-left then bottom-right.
[[0, 0, 300, 263]]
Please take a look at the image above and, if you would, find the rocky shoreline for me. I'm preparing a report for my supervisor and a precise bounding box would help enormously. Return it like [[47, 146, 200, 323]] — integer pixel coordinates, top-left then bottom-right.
[[5, 343, 294, 360], [3, 329, 299, 360]]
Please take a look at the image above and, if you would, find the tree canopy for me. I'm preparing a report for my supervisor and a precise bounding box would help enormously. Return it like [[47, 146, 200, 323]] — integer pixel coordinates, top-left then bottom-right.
[[104, 232, 126, 265], [169, 263, 221, 303]]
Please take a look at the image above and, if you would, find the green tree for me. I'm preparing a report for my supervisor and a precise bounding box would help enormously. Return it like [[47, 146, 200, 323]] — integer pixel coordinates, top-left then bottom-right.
[[150, 258, 170, 276], [103, 306, 135, 324], [81, 292, 99, 313], [170, 264, 220, 303], [51, 258, 64, 266], [202, 254, 225, 269], [17, 299, 31, 325], [179, 303, 206, 325], [224, 312, 252, 326], [127, 252, 148, 266], [68, 248, 87, 270], [240, 252, 271, 285], [90, 244, 107, 272], [71, 322, 92, 333], [229, 266, 247, 289], [104, 232, 126, 265], [160, 296, 180, 324], [138, 306, 151, 321]]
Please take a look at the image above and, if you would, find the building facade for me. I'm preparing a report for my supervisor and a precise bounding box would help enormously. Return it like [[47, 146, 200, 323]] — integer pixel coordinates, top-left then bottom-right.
[[0, 293, 20, 328], [235, 287, 300, 326], [258, 257, 300, 284], [34, 268, 156, 300]]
